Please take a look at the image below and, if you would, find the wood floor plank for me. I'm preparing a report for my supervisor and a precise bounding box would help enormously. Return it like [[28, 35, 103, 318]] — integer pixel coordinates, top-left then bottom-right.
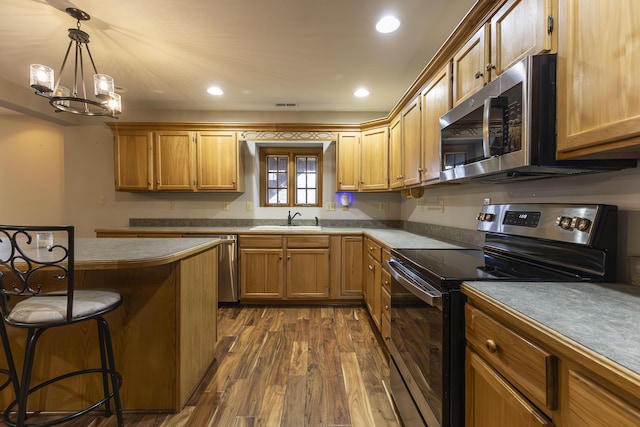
[[18, 305, 399, 426]]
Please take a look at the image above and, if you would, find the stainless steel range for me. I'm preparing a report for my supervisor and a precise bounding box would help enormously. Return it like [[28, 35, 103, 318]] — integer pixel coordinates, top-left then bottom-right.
[[387, 203, 618, 427]]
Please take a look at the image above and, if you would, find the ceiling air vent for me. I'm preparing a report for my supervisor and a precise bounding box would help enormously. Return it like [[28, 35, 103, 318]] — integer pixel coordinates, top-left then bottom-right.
[[275, 102, 298, 107]]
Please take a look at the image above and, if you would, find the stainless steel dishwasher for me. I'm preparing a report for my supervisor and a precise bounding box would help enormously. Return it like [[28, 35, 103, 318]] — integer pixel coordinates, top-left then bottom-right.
[[190, 234, 238, 303]]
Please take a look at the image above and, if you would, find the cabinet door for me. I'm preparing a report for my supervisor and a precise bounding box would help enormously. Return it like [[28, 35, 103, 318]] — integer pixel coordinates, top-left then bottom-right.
[[360, 127, 389, 191], [154, 131, 195, 191], [364, 254, 381, 330], [401, 96, 422, 187], [566, 370, 640, 427], [239, 248, 284, 299], [557, 0, 640, 158], [389, 116, 403, 189], [340, 236, 363, 297], [421, 63, 452, 183], [466, 349, 554, 427], [286, 248, 330, 299], [453, 25, 489, 106], [113, 130, 154, 191], [336, 132, 361, 191], [196, 131, 240, 191], [490, 0, 553, 77]]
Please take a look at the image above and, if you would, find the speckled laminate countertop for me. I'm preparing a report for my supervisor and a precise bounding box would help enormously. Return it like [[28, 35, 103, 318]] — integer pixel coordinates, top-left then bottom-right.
[[94, 226, 472, 250], [74, 237, 220, 269], [462, 281, 640, 376]]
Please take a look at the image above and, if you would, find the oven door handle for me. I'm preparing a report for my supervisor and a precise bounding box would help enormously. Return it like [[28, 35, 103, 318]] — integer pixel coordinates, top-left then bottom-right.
[[387, 259, 443, 309]]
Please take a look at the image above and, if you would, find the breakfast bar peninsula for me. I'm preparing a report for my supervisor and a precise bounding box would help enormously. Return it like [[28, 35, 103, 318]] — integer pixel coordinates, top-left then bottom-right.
[[0, 237, 220, 413]]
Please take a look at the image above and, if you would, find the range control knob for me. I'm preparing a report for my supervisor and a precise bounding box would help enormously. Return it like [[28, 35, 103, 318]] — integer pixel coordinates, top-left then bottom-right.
[[484, 213, 495, 222], [575, 217, 592, 232], [476, 213, 485, 221], [556, 216, 574, 230]]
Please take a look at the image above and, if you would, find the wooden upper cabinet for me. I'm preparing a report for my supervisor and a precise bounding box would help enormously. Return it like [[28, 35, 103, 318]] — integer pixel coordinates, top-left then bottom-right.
[[388, 116, 403, 189], [113, 130, 153, 191], [453, 0, 554, 107], [453, 25, 488, 106], [154, 131, 195, 191], [490, 0, 554, 77], [421, 63, 452, 183], [336, 132, 361, 191], [196, 131, 243, 191], [401, 96, 422, 187], [360, 127, 389, 191], [557, 0, 640, 159]]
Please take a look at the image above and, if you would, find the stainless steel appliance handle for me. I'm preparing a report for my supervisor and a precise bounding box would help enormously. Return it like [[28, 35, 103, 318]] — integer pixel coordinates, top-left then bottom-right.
[[482, 96, 493, 159], [387, 259, 442, 309]]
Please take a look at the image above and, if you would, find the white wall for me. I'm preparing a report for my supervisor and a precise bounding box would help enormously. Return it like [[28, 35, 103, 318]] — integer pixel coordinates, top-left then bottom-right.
[[401, 167, 640, 282], [0, 115, 65, 225], [62, 123, 401, 236]]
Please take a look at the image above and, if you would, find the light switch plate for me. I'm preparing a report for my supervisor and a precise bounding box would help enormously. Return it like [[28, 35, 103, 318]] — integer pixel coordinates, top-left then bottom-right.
[[326, 202, 335, 211], [629, 256, 640, 286], [245, 202, 253, 211]]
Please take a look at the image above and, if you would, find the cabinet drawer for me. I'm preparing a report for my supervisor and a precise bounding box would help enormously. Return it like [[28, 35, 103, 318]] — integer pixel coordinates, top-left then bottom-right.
[[381, 268, 391, 294], [239, 235, 283, 248], [381, 312, 391, 350], [382, 248, 391, 272], [381, 286, 391, 320], [465, 304, 558, 411], [364, 238, 382, 262], [286, 235, 329, 248]]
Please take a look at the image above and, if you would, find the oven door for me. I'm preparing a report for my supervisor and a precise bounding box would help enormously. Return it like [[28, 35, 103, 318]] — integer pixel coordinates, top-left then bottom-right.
[[387, 258, 449, 427]]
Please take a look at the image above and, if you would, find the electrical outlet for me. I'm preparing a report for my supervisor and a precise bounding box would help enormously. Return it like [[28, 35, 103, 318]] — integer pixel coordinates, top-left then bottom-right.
[[379, 202, 388, 211], [483, 197, 491, 206], [98, 195, 106, 206], [246, 202, 253, 211], [168, 201, 175, 210], [326, 202, 335, 211], [223, 202, 230, 211]]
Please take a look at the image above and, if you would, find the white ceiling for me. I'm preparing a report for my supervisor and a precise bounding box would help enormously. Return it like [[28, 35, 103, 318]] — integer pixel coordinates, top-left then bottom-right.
[[0, 0, 476, 116]]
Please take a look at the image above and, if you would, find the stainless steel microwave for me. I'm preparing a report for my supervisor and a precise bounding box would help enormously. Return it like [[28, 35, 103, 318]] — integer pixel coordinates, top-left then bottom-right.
[[439, 54, 635, 183]]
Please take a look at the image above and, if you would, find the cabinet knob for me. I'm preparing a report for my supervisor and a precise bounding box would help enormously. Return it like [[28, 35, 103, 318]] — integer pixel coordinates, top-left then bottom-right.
[[287, 256, 291, 260], [279, 256, 283, 260], [474, 71, 483, 79], [486, 63, 496, 71], [384, 305, 389, 311], [485, 339, 498, 353], [368, 265, 374, 271], [385, 335, 390, 341]]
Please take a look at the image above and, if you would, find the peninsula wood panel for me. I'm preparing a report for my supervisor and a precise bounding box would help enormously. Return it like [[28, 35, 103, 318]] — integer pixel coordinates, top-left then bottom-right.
[[0, 247, 218, 412], [556, 0, 640, 158]]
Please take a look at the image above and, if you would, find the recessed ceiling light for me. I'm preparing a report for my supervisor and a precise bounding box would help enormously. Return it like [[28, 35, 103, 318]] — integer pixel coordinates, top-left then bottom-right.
[[376, 15, 400, 33], [207, 86, 224, 96], [354, 88, 370, 97]]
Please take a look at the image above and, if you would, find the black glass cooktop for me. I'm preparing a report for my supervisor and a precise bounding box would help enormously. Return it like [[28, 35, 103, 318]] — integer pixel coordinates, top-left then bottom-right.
[[391, 248, 582, 290]]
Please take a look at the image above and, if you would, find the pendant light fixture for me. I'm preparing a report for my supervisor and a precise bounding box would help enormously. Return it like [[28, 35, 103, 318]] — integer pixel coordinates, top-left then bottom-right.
[[29, 8, 121, 118]]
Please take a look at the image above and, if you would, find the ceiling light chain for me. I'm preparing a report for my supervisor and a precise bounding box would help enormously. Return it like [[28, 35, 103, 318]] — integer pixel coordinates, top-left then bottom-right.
[[29, 8, 121, 119]]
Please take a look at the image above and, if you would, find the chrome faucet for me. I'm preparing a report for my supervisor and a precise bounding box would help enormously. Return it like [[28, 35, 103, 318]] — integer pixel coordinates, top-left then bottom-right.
[[287, 210, 301, 225]]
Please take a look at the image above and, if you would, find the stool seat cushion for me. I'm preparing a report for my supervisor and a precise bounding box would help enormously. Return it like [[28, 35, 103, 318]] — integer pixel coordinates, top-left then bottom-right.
[[7, 290, 121, 324]]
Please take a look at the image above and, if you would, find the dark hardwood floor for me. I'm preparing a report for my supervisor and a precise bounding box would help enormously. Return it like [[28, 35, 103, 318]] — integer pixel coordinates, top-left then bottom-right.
[[11, 305, 401, 426]]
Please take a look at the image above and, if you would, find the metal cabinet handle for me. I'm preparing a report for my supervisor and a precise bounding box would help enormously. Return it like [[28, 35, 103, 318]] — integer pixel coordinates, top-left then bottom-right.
[[474, 71, 483, 79], [486, 339, 498, 353]]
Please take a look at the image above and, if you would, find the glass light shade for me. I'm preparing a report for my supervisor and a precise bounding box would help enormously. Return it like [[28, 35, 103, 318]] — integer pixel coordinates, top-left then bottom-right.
[[94, 74, 115, 100], [54, 85, 71, 107], [107, 92, 122, 114], [341, 193, 350, 206], [30, 64, 54, 93]]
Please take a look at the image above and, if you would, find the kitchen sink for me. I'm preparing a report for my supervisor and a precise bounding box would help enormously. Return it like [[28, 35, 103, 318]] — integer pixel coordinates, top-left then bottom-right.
[[250, 225, 322, 231]]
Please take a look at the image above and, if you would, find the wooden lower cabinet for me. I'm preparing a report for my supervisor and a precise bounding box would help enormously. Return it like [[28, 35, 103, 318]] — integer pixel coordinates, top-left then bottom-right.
[[239, 248, 284, 299], [240, 235, 364, 302], [364, 254, 381, 329], [466, 348, 553, 427], [463, 285, 640, 427], [286, 248, 330, 298]]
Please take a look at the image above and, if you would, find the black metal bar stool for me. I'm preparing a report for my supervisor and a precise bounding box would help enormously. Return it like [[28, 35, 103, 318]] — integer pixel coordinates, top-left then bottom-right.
[[0, 225, 124, 427]]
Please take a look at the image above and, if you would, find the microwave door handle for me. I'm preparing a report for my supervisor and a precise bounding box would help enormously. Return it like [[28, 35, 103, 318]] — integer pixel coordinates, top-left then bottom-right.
[[483, 96, 509, 158]]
